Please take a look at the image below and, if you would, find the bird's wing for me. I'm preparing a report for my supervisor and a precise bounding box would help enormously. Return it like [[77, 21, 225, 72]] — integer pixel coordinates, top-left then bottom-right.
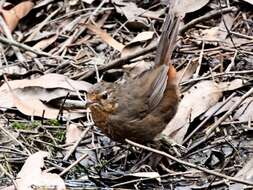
[[148, 65, 169, 110], [148, 0, 181, 110]]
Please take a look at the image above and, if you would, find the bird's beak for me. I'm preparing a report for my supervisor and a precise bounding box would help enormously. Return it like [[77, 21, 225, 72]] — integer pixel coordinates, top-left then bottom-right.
[[85, 99, 95, 108], [85, 93, 98, 108]]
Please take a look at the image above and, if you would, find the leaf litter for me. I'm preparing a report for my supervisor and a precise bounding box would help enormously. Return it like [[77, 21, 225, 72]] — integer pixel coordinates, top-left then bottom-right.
[[0, 0, 253, 189]]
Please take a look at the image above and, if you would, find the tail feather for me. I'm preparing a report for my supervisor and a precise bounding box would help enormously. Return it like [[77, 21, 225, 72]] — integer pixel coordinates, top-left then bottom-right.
[[155, 1, 181, 67]]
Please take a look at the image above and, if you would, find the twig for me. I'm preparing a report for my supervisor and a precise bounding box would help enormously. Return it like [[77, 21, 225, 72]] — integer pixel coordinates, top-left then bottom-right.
[[193, 41, 205, 78], [73, 7, 238, 80], [0, 35, 63, 59], [75, 43, 157, 80], [126, 139, 253, 186], [0, 164, 18, 188], [205, 87, 253, 136], [179, 7, 237, 35], [183, 92, 236, 144], [0, 16, 25, 64], [63, 126, 90, 161], [0, 122, 31, 155], [60, 154, 88, 176], [180, 70, 253, 85], [26, 7, 61, 42], [57, 92, 70, 121]]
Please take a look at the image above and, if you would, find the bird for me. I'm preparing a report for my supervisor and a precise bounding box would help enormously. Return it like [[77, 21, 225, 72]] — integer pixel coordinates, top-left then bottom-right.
[[86, 4, 181, 143]]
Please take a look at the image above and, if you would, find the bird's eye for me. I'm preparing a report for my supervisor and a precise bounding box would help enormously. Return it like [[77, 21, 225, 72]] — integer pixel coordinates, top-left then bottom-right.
[[101, 91, 108, 99]]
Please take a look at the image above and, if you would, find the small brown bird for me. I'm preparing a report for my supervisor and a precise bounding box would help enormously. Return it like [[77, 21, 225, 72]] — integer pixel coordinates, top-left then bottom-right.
[[87, 6, 180, 143]]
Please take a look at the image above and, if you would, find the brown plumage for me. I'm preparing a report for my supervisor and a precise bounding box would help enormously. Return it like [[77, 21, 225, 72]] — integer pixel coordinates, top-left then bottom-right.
[[87, 4, 180, 143]]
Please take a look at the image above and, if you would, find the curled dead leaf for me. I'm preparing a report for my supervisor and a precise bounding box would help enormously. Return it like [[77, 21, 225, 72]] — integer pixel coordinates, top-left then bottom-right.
[[16, 151, 65, 190], [0, 1, 34, 32], [86, 23, 124, 52]]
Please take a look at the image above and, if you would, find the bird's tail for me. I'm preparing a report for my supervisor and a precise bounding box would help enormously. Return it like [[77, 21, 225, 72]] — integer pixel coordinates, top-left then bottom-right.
[[155, 1, 182, 81]]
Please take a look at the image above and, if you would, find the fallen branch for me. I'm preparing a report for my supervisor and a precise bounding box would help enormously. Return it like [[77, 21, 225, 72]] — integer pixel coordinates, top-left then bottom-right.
[[179, 7, 237, 35], [126, 139, 253, 186]]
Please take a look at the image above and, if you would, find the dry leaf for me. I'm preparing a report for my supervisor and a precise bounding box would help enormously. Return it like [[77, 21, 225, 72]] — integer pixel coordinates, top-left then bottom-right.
[[0, 73, 92, 91], [0, 87, 75, 110], [142, 9, 165, 20], [217, 79, 244, 91], [0, 74, 91, 119], [66, 124, 83, 144], [86, 23, 124, 51], [236, 157, 253, 179], [76, 146, 97, 168], [26, 34, 58, 57], [234, 97, 253, 122], [16, 151, 65, 190], [230, 157, 253, 189], [0, 1, 34, 32], [33, 34, 58, 51], [199, 14, 234, 42], [0, 73, 92, 110], [127, 172, 161, 182], [112, 1, 149, 30], [202, 96, 240, 118], [12, 92, 85, 119], [0, 185, 15, 190], [123, 60, 153, 78], [163, 80, 222, 144], [163, 79, 244, 144], [130, 31, 154, 44], [65, 124, 96, 168], [200, 27, 224, 41], [113, 1, 144, 21], [176, 0, 210, 14], [121, 44, 143, 58], [121, 31, 154, 57], [240, 0, 253, 5], [81, 0, 96, 4], [177, 61, 198, 83], [0, 65, 27, 75]]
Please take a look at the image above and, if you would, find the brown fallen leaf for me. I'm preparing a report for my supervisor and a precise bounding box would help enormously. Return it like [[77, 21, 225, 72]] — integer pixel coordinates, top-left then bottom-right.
[[7, 84, 85, 120], [163, 79, 245, 144], [0, 74, 91, 119], [163, 80, 222, 144], [202, 96, 240, 118], [123, 60, 153, 78], [230, 157, 253, 189], [82, 0, 96, 4], [0, 73, 92, 109], [0, 73, 92, 91], [12, 93, 85, 120], [0, 185, 15, 190], [176, 0, 210, 14], [176, 60, 198, 83], [0, 65, 27, 76], [65, 124, 97, 168], [129, 31, 154, 44], [113, 1, 144, 21], [86, 23, 124, 52], [0, 1, 34, 32], [66, 124, 83, 144], [16, 151, 65, 190], [241, 0, 253, 5], [121, 31, 155, 57], [199, 13, 234, 42], [26, 34, 59, 57], [234, 97, 253, 122], [113, 1, 149, 30]]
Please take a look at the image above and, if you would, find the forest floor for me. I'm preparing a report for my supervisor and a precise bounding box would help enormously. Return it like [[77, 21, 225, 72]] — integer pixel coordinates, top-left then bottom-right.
[[0, 0, 253, 189]]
